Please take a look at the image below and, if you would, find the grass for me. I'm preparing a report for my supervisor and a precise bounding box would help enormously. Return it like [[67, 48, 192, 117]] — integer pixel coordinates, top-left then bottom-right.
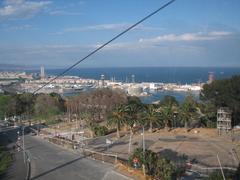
[[0, 146, 12, 176]]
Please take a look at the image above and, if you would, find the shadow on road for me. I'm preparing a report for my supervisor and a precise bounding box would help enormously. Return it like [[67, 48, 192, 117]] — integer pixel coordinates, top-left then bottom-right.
[[31, 156, 85, 180]]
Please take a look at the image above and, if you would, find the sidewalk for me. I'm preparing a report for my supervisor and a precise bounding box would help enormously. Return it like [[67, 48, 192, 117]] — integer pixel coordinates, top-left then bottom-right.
[[1, 151, 28, 180], [0, 128, 28, 180]]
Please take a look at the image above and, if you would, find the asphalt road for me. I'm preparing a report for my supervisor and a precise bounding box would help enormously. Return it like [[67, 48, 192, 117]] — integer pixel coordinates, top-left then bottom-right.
[[25, 135, 131, 180]]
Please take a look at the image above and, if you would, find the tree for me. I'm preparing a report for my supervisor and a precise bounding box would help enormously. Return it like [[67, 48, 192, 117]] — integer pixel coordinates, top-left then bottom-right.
[[108, 104, 127, 139], [18, 93, 35, 121], [0, 95, 12, 119], [160, 95, 179, 107], [198, 101, 217, 128], [201, 75, 240, 126], [180, 95, 198, 128], [128, 148, 177, 179], [158, 96, 179, 129], [66, 88, 127, 126], [81, 112, 96, 138], [34, 94, 62, 121], [143, 104, 160, 133], [125, 97, 144, 134], [154, 158, 176, 180]]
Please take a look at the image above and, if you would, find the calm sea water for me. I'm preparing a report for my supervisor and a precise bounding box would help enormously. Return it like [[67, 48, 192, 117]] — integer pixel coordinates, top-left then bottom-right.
[[27, 67, 240, 103], [29, 67, 240, 84]]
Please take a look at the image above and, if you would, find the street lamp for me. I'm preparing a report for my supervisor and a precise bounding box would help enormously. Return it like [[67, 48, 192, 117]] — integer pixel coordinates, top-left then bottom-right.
[[142, 126, 146, 177], [21, 126, 26, 163], [17, 131, 20, 152]]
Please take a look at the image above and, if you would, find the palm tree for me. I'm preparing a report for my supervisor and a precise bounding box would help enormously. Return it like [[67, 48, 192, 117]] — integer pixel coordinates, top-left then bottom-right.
[[143, 104, 160, 133], [179, 95, 198, 129], [124, 98, 144, 154], [107, 104, 127, 139], [125, 102, 143, 134], [81, 112, 96, 138], [158, 96, 179, 129]]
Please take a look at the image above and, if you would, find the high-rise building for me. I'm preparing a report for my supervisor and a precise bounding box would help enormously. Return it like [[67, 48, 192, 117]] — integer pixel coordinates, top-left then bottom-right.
[[131, 74, 135, 83], [208, 72, 214, 84], [100, 74, 105, 87], [40, 66, 45, 79]]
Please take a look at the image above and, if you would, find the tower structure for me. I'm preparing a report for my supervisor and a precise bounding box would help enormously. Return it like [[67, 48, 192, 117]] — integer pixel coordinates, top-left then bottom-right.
[[208, 72, 214, 84], [131, 74, 135, 83], [100, 74, 105, 87], [40, 66, 45, 79], [217, 107, 232, 135]]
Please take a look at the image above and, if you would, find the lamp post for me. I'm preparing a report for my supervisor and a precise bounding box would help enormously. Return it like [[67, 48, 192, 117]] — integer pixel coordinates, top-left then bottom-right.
[[142, 126, 146, 177], [22, 126, 26, 164], [173, 114, 176, 128], [128, 132, 132, 154], [17, 130, 20, 152]]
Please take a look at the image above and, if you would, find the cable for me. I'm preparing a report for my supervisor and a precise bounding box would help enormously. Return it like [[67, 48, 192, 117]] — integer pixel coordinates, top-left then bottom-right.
[[33, 0, 176, 94]]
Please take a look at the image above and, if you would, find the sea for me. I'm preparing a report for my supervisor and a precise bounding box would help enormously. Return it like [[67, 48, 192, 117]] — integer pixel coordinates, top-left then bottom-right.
[[26, 67, 240, 103]]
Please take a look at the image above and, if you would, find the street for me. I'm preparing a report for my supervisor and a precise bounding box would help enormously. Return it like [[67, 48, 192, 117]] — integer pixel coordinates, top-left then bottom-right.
[[25, 134, 130, 180], [0, 126, 131, 180]]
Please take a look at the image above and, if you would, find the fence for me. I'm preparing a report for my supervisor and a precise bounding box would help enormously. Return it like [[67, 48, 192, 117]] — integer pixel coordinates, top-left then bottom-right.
[[45, 136, 119, 165], [79, 148, 118, 164], [190, 164, 237, 175], [45, 136, 239, 178]]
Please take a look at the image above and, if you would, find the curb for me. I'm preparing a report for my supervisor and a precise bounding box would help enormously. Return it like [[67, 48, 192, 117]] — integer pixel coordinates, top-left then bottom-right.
[[25, 152, 31, 180]]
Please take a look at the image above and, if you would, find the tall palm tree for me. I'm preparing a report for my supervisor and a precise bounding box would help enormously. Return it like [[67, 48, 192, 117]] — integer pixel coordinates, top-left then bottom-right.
[[107, 104, 127, 139], [125, 102, 143, 134], [180, 95, 198, 129], [158, 96, 179, 129], [143, 104, 160, 133]]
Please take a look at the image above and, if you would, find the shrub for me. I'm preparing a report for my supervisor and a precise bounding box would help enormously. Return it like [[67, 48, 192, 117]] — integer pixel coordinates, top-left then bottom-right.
[[154, 158, 176, 180], [93, 125, 108, 136], [128, 148, 179, 179], [0, 146, 12, 176]]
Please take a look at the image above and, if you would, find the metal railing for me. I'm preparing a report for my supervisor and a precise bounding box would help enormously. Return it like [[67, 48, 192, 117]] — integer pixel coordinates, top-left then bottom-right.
[[190, 164, 237, 175]]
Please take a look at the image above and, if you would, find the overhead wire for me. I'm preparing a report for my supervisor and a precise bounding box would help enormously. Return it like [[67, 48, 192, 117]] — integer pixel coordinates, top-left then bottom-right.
[[33, 0, 176, 94]]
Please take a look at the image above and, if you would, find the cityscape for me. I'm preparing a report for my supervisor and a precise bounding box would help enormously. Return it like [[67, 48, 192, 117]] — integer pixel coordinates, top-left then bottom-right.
[[1, 1, 240, 180], [0, 66, 203, 96]]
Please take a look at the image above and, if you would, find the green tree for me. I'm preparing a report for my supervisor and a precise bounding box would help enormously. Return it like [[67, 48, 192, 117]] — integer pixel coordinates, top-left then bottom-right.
[[159, 96, 179, 129], [180, 95, 198, 128], [154, 158, 176, 180], [143, 104, 160, 133], [92, 125, 108, 136], [108, 104, 127, 139], [0, 146, 12, 176], [0, 95, 12, 119], [81, 112, 97, 138], [160, 95, 179, 107], [34, 94, 62, 121], [18, 93, 35, 121], [125, 97, 144, 134], [199, 101, 217, 128], [128, 148, 177, 179], [201, 75, 240, 126]]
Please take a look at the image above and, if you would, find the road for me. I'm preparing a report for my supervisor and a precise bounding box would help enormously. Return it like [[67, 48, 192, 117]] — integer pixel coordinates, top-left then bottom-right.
[[25, 134, 131, 180]]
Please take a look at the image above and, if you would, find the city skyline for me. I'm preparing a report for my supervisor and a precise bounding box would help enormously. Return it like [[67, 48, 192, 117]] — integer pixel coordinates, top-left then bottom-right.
[[0, 0, 240, 68]]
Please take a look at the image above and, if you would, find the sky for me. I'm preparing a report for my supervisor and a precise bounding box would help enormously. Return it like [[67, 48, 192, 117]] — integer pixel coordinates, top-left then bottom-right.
[[0, 0, 240, 68]]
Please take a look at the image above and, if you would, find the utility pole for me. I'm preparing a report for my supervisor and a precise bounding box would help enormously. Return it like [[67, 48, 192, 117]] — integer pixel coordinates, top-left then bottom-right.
[[128, 132, 132, 154], [142, 126, 146, 177], [22, 126, 26, 164]]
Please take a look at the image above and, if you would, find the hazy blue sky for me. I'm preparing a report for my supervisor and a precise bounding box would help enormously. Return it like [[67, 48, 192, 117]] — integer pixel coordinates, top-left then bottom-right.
[[0, 0, 240, 68]]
